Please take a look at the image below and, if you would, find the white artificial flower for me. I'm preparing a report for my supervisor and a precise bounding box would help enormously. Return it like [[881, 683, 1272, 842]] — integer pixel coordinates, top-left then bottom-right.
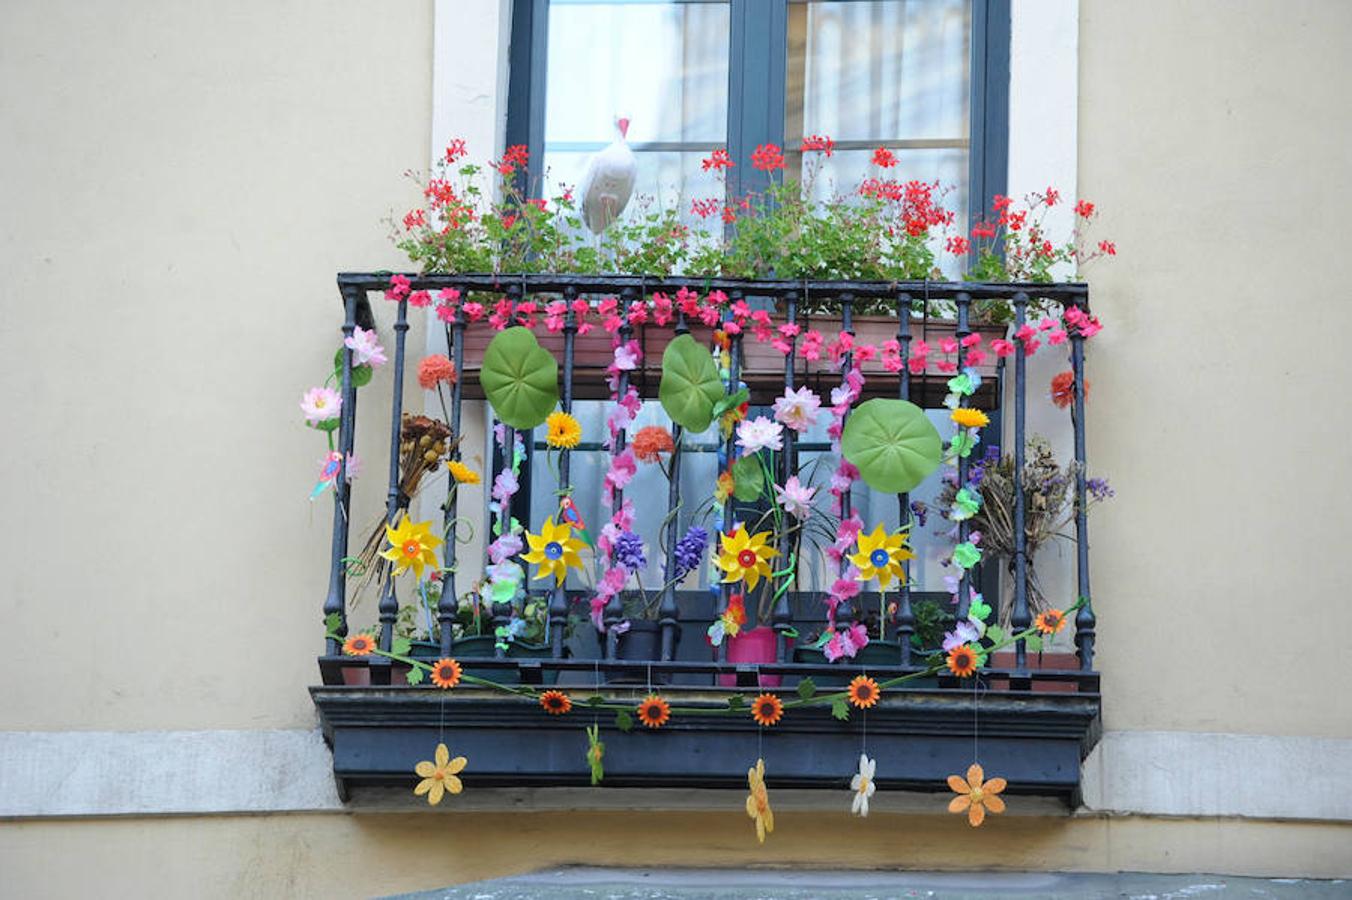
[[736, 416, 783, 454], [850, 753, 877, 817]]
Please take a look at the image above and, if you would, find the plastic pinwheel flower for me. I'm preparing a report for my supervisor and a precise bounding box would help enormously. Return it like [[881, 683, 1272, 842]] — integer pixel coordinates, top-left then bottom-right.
[[849, 523, 914, 588], [380, 514, 443, 578], [716, 525, 778, 589], [523, 516, 585, 585]]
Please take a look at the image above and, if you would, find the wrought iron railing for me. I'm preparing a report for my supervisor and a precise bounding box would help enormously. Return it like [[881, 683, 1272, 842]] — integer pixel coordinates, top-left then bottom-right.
[[318, 273, 1097, 693]]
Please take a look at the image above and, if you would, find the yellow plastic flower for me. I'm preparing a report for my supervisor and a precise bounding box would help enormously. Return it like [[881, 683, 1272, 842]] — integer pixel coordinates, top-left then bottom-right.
[[849, 523, 914, 588], [746, 757, 774, 843], [414, 742, 467, 805], [379, 514, 443, 578], [716, 525, 778, 589], [446, 459, 480, 485], [523, 516, 585, 584], [951, 407, 990, 429], [545, 411, 582, 449]]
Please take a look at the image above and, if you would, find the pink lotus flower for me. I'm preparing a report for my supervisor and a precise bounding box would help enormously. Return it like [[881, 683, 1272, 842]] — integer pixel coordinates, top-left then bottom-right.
[[774, 476, 816, 519], [344, 326, 386, 368], [773, 386, 822, 433], [300, 387, 341, 423], [736, 416, 783, 454]]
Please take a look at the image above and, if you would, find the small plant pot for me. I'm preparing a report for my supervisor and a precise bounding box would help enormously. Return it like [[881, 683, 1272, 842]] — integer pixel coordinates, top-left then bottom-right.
[[717, 626, 792, 688], [611, 620, 677, 684]]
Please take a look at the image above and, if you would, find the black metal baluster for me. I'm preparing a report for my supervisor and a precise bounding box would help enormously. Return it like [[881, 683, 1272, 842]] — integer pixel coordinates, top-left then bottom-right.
[[438, 300, 467, 657], [375, 295, 411, 683], [954, 292, 972, 624], [715, 290, 744, 663], [772, 292, 797, 663], [658, 307, 690, 662], [895, 292, 914, 666], [492, 285, 521, 660], [1011, 292, 1031, 681], [603, 291, 634, 659], [324, 285, 361, 656], [1069, 300, 1097, 677], [550, 287, 578, 659], [836, 294, 856, 631]]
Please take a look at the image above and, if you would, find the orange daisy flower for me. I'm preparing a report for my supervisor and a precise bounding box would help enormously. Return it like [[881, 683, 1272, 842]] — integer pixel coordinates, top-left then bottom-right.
[[1035, 608, 1067, 635], [342, 633, 376, 656], [637, 695, 671, 729], [429, 657, 462, 689], [947, 762, 1007, 827], [946, 644, 979, 678], [539, 690, 572, 715], [750, 693, 784, 727], [847, 675, 880, 709], [631, 425, 675, 463]]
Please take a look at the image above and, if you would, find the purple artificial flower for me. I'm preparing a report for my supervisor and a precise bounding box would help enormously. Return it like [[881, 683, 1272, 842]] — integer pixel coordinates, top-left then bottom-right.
[[612, 530, 647, 573], [672, 525, 709, 580], [1086, 477, 1115, 502], [909, 499, 929, 528]]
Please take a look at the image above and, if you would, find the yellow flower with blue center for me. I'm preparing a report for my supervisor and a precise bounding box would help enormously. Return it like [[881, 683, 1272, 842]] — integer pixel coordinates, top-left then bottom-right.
[[716, 525, 778, 589], [523, 516, 585, 584], [849, 523, 914, 588]]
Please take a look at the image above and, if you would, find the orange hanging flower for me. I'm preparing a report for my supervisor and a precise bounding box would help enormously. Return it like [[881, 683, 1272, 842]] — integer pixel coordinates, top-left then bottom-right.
[[631, 425, 676, 463], [637, 695, 671, 728], [417, 354, 457, 390], [750, 693, 784, 727], [947, 762, 1007, 827], [1050, 371, 1088, 409], [539, 690, 572, 715], [342, 633, 376, 656], [946, 644, 979, 678], [429, 657, 462, 689], [847, 675, 880, 709], [1035, 608, 1067, 634]]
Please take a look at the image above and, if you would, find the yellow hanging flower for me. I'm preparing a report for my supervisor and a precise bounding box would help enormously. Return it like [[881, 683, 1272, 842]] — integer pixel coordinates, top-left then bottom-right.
[[413, 743, 467, 805], [522, 516, 585, 584], [951, 407, 990, 429], [446, 459, 480, 485], [849, 523, 914, 588], [746, 757, 774, 843], [545, 411, 583, 449], [379, 514, 443, 578], [716, 525, 778, 589], [947, 762, 1007, 827]]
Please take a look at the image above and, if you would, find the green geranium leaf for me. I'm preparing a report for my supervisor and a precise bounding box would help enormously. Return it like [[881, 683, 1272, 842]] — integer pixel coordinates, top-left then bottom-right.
[[405, 666, 425, 686], [731, 454, 764, 501], [480, 326, 559, 429], [726, 695, 746, 711], [985, 624, 1006, 645], [334, 350, 373, 388], [391, 637, 412, 658], [585, 695, 606, 708], [796, 677, 817, 700], [1026, 634, 1044, 654], [324, 612, 343, 634], [615, 710, 634, 733], [841, 398, 943, 494], [831, 698, 851, 721], [658, 334, 725, 433]]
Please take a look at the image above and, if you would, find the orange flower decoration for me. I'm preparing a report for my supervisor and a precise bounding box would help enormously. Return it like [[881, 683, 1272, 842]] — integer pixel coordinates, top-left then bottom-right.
[[631, 425, 676, 463], [947, 763, 1007, 827], [539, 690, 572, 715], [342, 633, 375, 656], [1050, 371, 1087, 409], [637, 695, 671, 729], [750, 693, 783, 727], [1035, 608, 1067, 635], [429, 657, 462, 689], [946, 644, 979, 678], [417, 354, 457, 390], [847, 675, 879, 709]]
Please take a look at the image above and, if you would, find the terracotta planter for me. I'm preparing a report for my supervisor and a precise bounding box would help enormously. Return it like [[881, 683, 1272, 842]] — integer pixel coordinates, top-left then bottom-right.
[[716, 626, 792, 688], [988, 650, 1080, 694]]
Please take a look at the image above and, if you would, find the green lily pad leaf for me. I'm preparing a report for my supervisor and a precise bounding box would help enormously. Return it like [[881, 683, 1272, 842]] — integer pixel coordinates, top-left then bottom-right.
[[841, 398, 943, 493], [731, 454, 764, 502], [659, 334, 725, 433], [334, 350, 373, 388], [480, 327, 558, 430]]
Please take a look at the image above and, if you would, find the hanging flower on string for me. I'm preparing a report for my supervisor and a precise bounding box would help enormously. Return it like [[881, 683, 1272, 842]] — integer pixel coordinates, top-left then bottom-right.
[[850, 753, 877, 817], [413, 743, 468, 806], [746, 758, 774, 843], [947, 763, 1007, 827]]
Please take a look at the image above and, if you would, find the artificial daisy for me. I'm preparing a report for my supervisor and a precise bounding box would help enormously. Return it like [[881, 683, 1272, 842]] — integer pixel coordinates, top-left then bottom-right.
[[1035, 608, 1067, 635], [379, 514, 443, 579], [446, 459, 480, 485], [850, 753, 877, 817], [413, 743, 467, 806], [750, 693, 783, 727], [522, 516, 585, 585], [847, 675, 880, 709], [637, 694, 671, 729], [849, 523, 914, 588], [746, 757, 774, 843], [716, 525, 778, 590], [946, 643, 980, 678], [951, 407, 990, 429], [342, 633, 375, 657], [947, 762, 1007, 827], [539, 690, 572, 715], [429, 657, 462, 689], [545, 411, 583, 449]]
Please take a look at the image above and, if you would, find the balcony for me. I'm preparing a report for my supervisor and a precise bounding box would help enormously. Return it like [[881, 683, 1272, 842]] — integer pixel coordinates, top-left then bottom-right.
[[310, 272, 1101, 805]]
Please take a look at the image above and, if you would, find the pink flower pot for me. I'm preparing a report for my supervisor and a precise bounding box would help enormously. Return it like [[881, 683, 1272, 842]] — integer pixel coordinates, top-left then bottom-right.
[[717, 626, 791, 688]]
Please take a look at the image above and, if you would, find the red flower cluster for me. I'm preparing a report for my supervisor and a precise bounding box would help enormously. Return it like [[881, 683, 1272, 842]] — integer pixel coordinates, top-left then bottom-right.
[[800, 134, 835, 156], [494, 144, 530, 175], [701, 148, 735, 171], [871, 147, 897, 168], [444, 139, 468, 163], [690, 197, 720, 219], [751, 143, 785, 172]]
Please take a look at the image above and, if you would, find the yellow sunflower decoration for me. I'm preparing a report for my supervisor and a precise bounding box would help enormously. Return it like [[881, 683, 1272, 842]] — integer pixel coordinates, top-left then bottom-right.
[[523, 516, 585, 584], [716, 525, 778, 589], [380, 514, 443, 578], [849, 523, 914, 588], [544, 411, 583, 449]]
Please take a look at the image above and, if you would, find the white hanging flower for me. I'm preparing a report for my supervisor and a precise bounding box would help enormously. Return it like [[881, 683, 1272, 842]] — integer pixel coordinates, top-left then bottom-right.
[[850, 753, 877, 817]]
